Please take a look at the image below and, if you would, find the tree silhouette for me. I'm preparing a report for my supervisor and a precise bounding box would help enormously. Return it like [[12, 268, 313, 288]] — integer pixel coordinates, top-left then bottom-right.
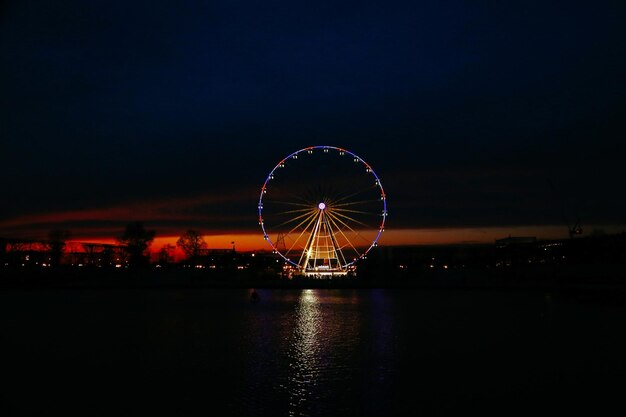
[[176, 229, 206, 260], [47, 229, 70, 266], [118, 222, 155, 267], [157, 244, 175, 266]]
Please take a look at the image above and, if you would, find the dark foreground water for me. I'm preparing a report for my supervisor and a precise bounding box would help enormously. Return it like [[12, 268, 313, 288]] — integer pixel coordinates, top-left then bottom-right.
[[1, 287, 625, 416]]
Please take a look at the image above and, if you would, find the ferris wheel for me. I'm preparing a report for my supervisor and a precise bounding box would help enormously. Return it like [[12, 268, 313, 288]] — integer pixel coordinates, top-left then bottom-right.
[[258, 145, 387, 277]]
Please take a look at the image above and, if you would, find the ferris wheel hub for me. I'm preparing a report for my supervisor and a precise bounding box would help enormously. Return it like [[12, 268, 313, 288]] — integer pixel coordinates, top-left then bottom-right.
[[318, 202, 326, 210]]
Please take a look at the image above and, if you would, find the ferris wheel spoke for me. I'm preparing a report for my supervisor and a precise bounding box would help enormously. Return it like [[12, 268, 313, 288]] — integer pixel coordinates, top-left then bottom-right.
[[287, 210, 319, 234], [326, 211, 372, 246], [284, 211, 320, 257], [330, 184, 379, 205], [271, 209, 317, 229], [332, 208, 382, 224], [313, 218, 322, 268], [270, 200, 312, 208], [299, 212, 322, 266], [331, 199, 382, 209], [328, 209, 371, 229], [325, 217, 349, 266], [326, 214, 362, 259], [274, 207, 313, 216], [332, 207, 374, 216], [277, 212, 319, 252]]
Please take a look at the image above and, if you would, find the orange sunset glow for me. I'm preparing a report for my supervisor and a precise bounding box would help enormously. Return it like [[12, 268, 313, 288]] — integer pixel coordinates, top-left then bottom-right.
[[65, 225, 587, 262], [3, 191, 623, 265]]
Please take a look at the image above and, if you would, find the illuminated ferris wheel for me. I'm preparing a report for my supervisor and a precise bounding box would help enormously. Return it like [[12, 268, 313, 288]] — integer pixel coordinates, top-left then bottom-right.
[[258, 145, 387, 277]]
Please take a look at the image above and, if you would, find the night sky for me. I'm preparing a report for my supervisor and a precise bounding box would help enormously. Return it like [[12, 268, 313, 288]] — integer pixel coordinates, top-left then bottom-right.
[[1, 1, 625, 250]]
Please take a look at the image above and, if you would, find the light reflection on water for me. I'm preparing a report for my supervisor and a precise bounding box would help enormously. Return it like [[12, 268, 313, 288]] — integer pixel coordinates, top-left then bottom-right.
[[285, 289, 321, 416], [238, 289, 386, 417]]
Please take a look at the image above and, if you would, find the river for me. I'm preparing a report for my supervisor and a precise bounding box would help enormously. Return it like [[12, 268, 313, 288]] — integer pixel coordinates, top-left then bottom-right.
[[1, 287, 625, 416]]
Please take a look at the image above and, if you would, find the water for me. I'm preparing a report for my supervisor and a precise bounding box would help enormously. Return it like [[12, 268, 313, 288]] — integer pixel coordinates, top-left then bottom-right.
[[1, 287, 625, 416]]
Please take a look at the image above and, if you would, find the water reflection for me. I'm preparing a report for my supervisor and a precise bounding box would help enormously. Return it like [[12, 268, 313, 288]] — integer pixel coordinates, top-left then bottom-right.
[[239, 289, 396, 416], [285, 289, 321, 416], [5, 289, 626, 416]]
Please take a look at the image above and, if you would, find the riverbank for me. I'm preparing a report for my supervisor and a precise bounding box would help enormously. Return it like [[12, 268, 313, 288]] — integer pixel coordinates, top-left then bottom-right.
[[1, 264, 625, 295]]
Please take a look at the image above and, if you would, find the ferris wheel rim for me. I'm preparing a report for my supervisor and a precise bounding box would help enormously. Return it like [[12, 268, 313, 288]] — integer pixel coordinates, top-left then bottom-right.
[[258, 145, 387, 270]]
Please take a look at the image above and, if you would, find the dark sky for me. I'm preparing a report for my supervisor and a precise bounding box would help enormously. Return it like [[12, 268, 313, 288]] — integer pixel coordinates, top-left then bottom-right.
[[1, 0, 625, 242]]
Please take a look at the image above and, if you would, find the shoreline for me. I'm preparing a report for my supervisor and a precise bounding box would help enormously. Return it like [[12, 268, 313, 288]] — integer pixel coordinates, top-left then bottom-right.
[[1, 265, 626, 296]]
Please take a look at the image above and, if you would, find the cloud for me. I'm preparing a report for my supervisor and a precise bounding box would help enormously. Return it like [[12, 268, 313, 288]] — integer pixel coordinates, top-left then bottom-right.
[[0, 189, 260, 239]]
